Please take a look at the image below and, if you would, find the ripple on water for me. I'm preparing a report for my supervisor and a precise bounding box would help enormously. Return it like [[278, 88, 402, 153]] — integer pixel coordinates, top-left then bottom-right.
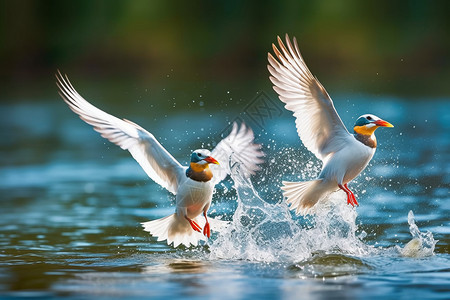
[[0, 100, 449, 299]]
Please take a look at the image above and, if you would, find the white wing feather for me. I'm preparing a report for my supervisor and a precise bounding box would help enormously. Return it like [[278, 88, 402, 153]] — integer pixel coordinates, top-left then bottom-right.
[[56, 71, 185, 194], [210, 122, 264, 184], [268, 34, 352, 161]]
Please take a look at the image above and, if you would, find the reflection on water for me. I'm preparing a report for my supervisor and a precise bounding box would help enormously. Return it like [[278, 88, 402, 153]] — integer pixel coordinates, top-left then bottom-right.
[[142, 259, 209, 274], [0, 97, 449, 299], [289, 253, 373, 278]]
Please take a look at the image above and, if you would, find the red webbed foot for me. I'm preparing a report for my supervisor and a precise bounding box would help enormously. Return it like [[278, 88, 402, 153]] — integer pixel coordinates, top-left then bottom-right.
[[203, 222, 210, 238], [339, 184, 359, 207], [186, 217, 201, 232], [203, 211, 210, 238], [345, 183, 359, 206], [347, 192, 358, 206]]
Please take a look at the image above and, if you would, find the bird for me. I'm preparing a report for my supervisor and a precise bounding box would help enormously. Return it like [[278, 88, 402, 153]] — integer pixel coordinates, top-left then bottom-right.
[[267, 35, 393, 215], [56, 71, 264, 247]]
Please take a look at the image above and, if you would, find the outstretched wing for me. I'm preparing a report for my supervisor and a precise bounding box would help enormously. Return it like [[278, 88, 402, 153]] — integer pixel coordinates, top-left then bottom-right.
[[210, 122, 264, 184], [268, 34, 352, 161], [56, 71, 185, 194]]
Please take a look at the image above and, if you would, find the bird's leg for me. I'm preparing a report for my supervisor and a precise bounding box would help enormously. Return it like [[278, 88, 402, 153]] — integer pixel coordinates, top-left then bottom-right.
[[338, 184, 359, 207], [185, 216, 201, 232], [203, 211, 210, 238], [338, 184, 353, 205], [344, 183, 358, 206]]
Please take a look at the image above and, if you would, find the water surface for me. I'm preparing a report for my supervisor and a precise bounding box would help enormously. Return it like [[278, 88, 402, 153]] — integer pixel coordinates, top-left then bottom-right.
[[0, 96, 449, 299]]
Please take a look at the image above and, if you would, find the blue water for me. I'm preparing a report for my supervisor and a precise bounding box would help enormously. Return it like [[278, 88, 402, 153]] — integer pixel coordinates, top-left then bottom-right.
[[0, 95, 449, 299]]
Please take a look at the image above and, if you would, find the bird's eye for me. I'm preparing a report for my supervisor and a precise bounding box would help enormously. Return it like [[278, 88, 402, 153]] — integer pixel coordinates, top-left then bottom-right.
[[197, 153, 202, 157], [366, 116, 372, 120]]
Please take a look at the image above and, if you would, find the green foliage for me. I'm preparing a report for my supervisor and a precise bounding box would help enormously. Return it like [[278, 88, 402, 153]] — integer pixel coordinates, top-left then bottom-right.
[[1, 0, 450, 102]]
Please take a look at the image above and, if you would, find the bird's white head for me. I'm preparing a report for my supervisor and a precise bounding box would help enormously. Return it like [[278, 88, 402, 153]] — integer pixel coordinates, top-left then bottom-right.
[[190, 149, 219, 166], [353, 114, 394, 136]]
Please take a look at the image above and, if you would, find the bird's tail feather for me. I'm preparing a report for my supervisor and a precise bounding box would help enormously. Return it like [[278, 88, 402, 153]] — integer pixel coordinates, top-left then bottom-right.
[[141, 214, 229, 248], [281, 179, 325, 215]]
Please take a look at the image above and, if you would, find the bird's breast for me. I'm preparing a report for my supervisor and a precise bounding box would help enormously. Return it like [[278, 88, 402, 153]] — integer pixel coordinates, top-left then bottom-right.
[[186, 164, 213, 182], [343, 142, 375, 183], [176, 178, 214, 216], [354, 132, 377, 148], [320, 140, 375, 184]]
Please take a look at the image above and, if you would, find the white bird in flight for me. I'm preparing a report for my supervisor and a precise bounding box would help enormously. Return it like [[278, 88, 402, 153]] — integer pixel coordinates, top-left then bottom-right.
[[56, 71, 264, 247], [268, 35, 393, 215]]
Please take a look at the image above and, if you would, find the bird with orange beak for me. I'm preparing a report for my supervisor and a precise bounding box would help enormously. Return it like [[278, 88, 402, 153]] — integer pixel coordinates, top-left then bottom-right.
[[268, 35, 394, 215], [56, 72, 264, 247]]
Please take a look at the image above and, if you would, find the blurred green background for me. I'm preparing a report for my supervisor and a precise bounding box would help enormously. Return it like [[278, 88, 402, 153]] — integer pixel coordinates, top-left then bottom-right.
[[1, 0, 450, 106]]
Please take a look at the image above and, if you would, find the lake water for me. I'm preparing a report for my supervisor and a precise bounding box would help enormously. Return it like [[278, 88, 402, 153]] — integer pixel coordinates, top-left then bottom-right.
[[0, 94, 449, 299]]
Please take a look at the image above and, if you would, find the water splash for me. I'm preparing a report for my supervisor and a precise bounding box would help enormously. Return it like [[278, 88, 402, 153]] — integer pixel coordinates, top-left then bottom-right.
[[208, 157, 438, 263], [399, 210, 437, 258], [209, 164, 375, 262]]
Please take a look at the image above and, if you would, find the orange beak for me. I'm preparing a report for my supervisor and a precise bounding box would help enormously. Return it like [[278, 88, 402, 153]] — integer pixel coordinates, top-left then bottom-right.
[[204, 156, 219, 165], [374, 119, 394, 128]]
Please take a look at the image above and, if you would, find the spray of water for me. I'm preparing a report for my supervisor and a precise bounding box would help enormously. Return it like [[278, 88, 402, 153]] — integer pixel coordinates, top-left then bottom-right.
[[208, 162, 437, 262], [209, 163, 375, 262], [399, 210, 437, 258]]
